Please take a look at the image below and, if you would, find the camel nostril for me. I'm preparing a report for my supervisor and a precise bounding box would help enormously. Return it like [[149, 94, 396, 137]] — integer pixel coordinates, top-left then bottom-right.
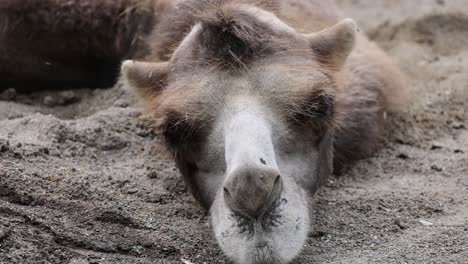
[[269, 174, 283, 204], [223, 186, 236, 210], [274, 175, 281, 184], [272, 175, 282, 192]]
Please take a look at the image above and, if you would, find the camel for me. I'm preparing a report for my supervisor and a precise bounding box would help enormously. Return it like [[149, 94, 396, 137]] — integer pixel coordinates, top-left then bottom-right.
[[1, 0, 405, 263], [122, 1, 406, 263]]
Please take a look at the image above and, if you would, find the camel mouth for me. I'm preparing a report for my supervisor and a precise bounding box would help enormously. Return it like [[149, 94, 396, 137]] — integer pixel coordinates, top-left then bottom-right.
[[227, 196, 287, 237], [211, 182, 310, 264]]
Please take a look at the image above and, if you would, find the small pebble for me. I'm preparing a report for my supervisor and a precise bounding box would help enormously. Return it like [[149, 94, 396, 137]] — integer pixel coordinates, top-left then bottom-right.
[[147, 171, 159, 179], [431, 165, 443, 172], [397, 153, 409, 159], [430, 144, 442, 150], [418, 219, 434, 226], [181, 258, 195, 264], [0, 141, 9, 152], [451, 122, 465, 130], [394, 218, 408, 229], [127, 189, 139, 195]]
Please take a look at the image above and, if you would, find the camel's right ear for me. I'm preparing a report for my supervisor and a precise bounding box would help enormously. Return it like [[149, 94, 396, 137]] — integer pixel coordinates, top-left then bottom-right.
[[121, 60, 171, 97], [304, 19, 358, 70]]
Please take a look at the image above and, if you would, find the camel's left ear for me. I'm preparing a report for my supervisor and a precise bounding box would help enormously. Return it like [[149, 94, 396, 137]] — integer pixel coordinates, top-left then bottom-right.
[[121, 60, 171, 97], [304, 18, 358, 70]]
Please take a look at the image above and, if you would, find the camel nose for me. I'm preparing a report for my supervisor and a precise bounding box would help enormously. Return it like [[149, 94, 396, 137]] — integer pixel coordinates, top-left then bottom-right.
[[223, 165, 282, 219]]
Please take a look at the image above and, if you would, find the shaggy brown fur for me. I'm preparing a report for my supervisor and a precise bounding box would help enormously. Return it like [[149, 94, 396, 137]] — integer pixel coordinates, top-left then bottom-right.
[[0, 0, 169, 90]]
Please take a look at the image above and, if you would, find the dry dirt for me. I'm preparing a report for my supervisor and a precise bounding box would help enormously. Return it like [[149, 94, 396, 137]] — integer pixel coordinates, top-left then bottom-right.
[[0, 1, 467, 263]]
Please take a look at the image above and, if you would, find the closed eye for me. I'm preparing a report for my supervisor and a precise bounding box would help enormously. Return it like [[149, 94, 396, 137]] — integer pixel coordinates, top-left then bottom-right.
[[159, 111, 209, 152], [289, 94, 334, 125], [161, 114, 197, 149]]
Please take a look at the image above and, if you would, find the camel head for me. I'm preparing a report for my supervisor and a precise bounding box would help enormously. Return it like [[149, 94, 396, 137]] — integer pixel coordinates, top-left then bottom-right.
[[122, 3, 356, 263]]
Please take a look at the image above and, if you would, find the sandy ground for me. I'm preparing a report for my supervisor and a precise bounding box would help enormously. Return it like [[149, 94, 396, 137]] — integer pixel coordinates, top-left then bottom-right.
[[0, 1, 467, 263]]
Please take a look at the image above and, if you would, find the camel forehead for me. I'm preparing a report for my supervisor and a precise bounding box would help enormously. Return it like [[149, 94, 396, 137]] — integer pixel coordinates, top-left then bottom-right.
[[158, 59, 333, 120]]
